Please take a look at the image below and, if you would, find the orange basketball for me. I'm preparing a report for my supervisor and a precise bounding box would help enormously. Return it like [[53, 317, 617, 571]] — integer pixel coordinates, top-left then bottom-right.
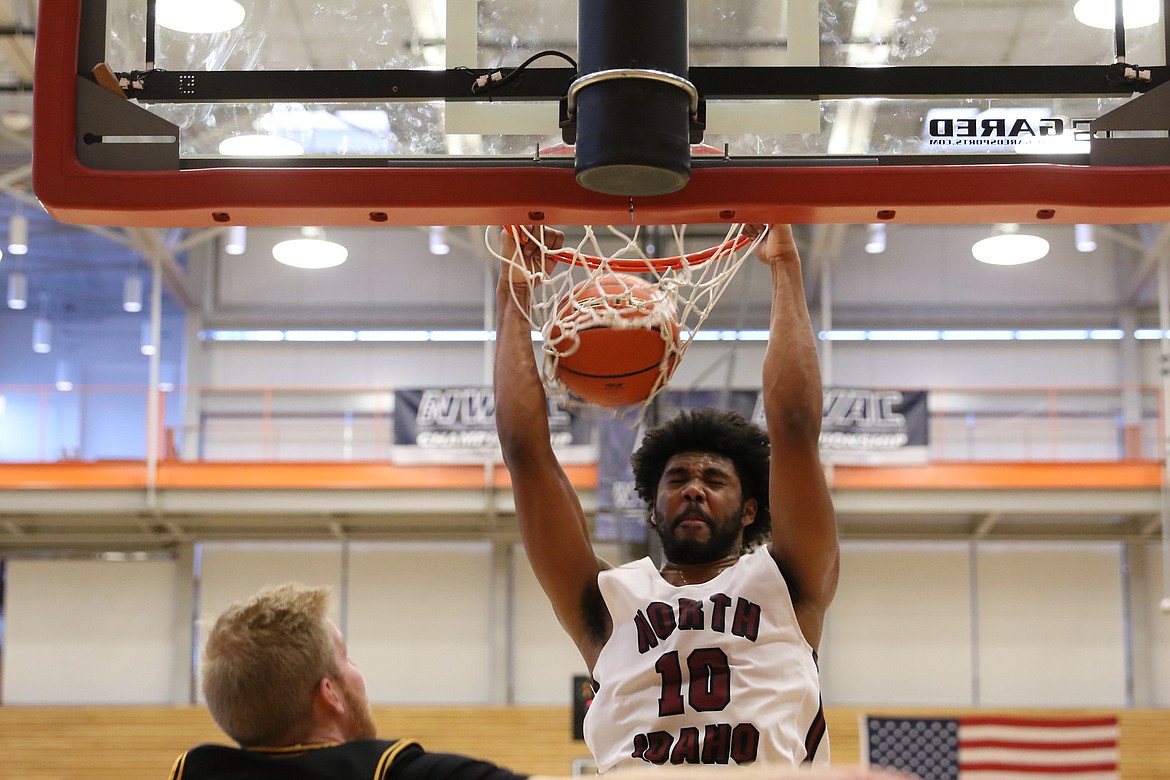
[[548, 274, 681, 407]]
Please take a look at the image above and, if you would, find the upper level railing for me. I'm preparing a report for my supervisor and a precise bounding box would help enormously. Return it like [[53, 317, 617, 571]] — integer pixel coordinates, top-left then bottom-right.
[[0, 383, 1162, 465]]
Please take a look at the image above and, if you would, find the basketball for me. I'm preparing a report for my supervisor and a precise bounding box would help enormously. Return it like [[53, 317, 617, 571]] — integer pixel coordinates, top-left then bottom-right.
[[547, 274, 681, 407]]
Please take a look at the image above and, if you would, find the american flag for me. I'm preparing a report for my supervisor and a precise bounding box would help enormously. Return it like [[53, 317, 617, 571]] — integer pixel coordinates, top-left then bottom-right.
[[862, 715, 1119, 780]]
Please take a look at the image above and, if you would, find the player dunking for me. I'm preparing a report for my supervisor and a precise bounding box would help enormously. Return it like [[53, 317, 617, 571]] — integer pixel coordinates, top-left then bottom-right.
[[494, 224, 838, 771]]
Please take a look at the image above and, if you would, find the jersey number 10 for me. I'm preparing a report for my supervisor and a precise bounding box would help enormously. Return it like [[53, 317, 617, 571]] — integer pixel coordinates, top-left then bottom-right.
[[655, 648, 732, 716]]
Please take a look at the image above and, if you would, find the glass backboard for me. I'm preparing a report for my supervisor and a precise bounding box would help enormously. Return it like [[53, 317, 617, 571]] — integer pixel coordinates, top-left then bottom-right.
[[33, 0, 1170, 226]]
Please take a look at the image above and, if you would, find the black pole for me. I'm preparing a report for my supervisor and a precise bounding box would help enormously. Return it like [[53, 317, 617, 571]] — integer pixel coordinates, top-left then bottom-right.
[[146, 0, 157, 70], [574, 0, 692, 197], [1112, 0, 1127, 62]]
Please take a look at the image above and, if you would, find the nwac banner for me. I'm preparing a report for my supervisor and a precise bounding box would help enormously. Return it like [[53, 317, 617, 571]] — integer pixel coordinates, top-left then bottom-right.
[[391, 387, 592, 464], [656, 388, 930, 466], [819, 387, 929, 465]]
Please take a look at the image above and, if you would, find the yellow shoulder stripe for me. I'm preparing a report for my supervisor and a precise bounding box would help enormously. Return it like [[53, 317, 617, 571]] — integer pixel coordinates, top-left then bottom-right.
[[374, 738, 420, 780], [168, 751, 188, 780]]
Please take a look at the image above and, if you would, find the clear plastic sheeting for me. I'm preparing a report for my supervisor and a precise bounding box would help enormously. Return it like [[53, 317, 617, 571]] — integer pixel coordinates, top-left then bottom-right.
[[102, 1, 1169, 71]]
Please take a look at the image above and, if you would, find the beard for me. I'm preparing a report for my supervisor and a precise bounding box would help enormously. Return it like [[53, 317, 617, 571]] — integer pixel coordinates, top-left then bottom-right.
[[340, 679, 378, 741], [657, 501, 747, 565]]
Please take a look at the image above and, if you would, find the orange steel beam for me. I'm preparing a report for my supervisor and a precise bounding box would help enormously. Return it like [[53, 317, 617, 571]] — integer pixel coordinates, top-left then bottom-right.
[[0, 460, 1160, 491], [829, 460, 1163, 490], [0, 461, 593, 491]]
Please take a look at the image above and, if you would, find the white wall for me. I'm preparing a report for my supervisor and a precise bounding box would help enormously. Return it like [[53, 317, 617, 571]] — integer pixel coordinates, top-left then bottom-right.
[[196, 336, 1155, 404], [203, 341, 496, 389], [828, 224, 1123, 314], [197, 541, 346, 624], [825, 341, 1124, 390], [510, 542, 622, 705], [4, 558, 181, 704], [347, 541, 494, 704], [217, 227, 491, 320], [975, 542, 1127, 706], [1130, 541, 1170, 706], [6, 539, 1168, 709], [823, 542, 974, 706], [191, 221, 1155, 397]]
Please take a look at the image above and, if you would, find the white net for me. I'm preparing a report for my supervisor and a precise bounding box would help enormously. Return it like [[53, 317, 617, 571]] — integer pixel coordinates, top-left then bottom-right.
[[488, 223, 767, 409]]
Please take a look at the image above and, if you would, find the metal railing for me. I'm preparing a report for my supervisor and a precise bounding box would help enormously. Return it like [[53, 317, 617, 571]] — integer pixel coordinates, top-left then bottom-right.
[[0, 383, 1161, 464]]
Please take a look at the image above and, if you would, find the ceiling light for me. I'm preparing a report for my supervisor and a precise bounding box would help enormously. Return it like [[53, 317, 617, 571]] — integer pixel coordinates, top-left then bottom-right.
[[123, 275, 144, 313], [429, 226, 451, 256], [156, 0, 246, 33], [158, 362, 177, 393], [820, 330, 868, 341], [1075, 224, 1097, 253], [55, 360, 74, 392], [141, 321, 157, 356], [429, 330, 493, 342], [6, 270, 27, 309], [249, 108, 393, 156], [850, 0, 895, 38], [865, 330, 941, 341], [8, 214, 28, 255], [201, 330, 286, 342], [218, 134, 304, 157], [941, 330, 1016, 341], [32, 317, 51, 354], [1015, 329, 1088, 340], [225, 225, 247, 255], [283, 330, 358, 342], [1073, 0, 1160, 28], [971, 224, 1050, 266], [357, 330, 431, 342], [864, 223, 887, 254], [272, 228, 348, 269], [0, 111, 32, 132]]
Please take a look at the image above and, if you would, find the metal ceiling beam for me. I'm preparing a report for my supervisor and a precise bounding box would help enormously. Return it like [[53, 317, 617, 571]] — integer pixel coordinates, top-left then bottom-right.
[[4, 524, 1164, 554], [1141, 515, 1164, 536], [0, 164, 206, 319], [972, 513, 1001, 538], [122, 226, 200, 310], [1122, 223, 1170, 305], [0, 480, 1164, 555], [0, 159, 28, 187]]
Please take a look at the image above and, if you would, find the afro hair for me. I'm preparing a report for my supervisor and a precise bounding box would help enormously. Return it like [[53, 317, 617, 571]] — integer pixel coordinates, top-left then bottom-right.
[[631, 408, 772, 550]]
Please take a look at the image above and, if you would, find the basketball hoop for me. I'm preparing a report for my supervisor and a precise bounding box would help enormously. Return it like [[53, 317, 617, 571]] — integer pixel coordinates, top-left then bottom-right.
[[488, 223, 767, 411]]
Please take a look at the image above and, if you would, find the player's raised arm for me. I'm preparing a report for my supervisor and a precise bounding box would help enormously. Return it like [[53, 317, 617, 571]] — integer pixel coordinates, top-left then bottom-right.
[[755, 224, 839, 651], [493, 227, 610, 667]]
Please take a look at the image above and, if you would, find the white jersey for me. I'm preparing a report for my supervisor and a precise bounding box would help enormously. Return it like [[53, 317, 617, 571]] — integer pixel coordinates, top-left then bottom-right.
[[583, 546, 828, 772]]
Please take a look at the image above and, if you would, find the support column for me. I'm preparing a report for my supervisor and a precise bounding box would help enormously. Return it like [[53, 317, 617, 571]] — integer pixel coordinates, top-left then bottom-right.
[[488, 540, 515, 705]]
